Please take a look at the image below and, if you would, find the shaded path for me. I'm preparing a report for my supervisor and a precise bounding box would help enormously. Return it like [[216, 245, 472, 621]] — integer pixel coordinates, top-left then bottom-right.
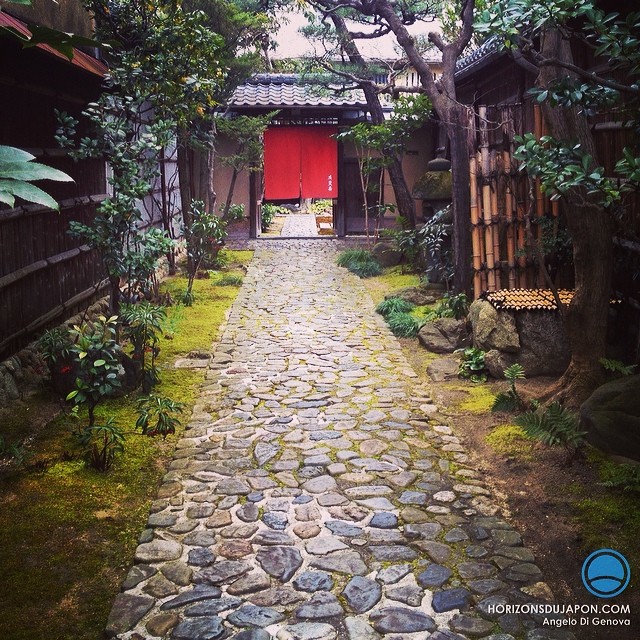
[[107, 240, 572, 640]]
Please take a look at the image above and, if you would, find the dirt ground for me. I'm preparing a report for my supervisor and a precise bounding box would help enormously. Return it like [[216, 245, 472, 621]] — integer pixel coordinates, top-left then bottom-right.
[[402, 343, 639, 640]]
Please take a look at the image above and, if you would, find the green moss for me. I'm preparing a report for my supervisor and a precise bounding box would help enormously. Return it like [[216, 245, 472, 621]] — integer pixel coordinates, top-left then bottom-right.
[[574, 494, 640, 574], [456, 385, 496, 414], [362, 267, 421, 305], [485, 424, 536, 459], [0, 257, 251, 640]]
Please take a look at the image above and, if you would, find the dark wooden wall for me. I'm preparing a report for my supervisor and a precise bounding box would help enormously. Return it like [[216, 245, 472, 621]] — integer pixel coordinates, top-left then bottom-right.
[[0, 34, 107, 359]]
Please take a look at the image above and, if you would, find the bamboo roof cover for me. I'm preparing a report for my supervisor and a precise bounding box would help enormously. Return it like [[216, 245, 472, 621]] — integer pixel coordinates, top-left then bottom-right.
[[482, 289, 575, 312]]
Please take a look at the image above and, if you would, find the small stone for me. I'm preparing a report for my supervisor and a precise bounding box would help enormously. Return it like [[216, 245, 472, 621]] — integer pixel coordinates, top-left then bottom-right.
[[184, 530, 217, 547], [433, 491, 457, 503], [294, 523, 322, 539], [302, 475, 338, 494], [254, 442, 280, 466], [161, 585, 222, 610], [327, 463, 347, 475], [370, 607, 436, 634], [295, 503, 321, 521], [468, 579, 507, 595], [306, 537, 349, 555], [369, 512, 398, 529], [143, 574, 179, 598], [106, 594, 155, 637], [432, 588, 472, 613], [217, 539, 253, 560], [161, 561, 192, 586], [369, 545, 417, 562], [295, 592, 344, 619], [227, 604, 285, 628], [233, 629, 273, 640], [310, 550, 367, 576], [404, 523, 443, 540], [355, 497, 395, 510], [253, 530, 295, 546], [207, 511, 233, 528], [325, 520, 362, 537], [146, 612, 179, 637], [400, 507, 430, 523], [341, 576, 382, 613], [122, 565, 157, 590], [188, 548, 216, 567], [412, 540, 452, 563], [317, 493, 347, 506], [277, 622, 338, 640], [398, 491, 427, 505], [450, 614, 495, 636], [256, 546, 303, 582], [344, 617, 380, 640], [376, 564, 411, 585], [293, 571, 334, 592], [185, 597, 242, 616], [263, 511, 289, 530], [171, 617, 226, 639], [387, 584, 424, 607], [195, 561, 252, 586], [227, 571, 271, 595], [135, 539, 183, 563], [221, 524, 259, 539], [417, 564, 453, 587], [237, 503, 260, 522], [217, 477, 251, 495], [187, 505, 215, 519]]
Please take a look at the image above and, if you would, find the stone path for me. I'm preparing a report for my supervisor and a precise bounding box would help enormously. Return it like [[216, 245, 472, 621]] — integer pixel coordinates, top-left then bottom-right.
[[280, 214, 318, 237], [107, 240, 573, 640]]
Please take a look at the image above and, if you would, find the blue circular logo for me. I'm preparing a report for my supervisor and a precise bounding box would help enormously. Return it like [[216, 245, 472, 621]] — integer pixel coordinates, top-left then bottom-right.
[[582, 549, 631, 598]]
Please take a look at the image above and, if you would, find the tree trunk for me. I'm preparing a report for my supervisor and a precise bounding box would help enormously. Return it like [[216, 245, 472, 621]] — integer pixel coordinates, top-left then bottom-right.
[[446, 107, 472, 296], [387, 155, 416, 227], [221, 167, 239, 220], [538, 29, 614, 405]]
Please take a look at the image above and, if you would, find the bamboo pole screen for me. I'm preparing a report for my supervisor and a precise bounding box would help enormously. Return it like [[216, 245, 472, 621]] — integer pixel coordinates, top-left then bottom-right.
[[468, 102, 552, 298]]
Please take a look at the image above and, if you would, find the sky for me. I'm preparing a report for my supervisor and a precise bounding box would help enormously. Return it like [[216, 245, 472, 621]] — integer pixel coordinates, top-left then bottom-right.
[[271, 9, 437, 60]]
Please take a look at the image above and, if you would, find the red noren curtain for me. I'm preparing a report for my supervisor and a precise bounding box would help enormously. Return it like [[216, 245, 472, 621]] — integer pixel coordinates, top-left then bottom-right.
[[263, 126, 338, 200]]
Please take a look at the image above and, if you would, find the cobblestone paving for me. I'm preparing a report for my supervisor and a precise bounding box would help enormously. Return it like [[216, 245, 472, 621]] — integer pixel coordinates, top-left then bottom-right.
[[280, 214, 318, 237], [107, 240, 574, 640]]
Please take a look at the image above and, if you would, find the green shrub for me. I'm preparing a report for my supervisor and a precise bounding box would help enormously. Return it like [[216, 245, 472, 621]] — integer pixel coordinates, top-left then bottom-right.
[[515, 401, 586, 457], [261, 203, 277, 231], [386, 311, 423, 337], [336, 249, 382, 278], [215, 274, 243, 287], [135, 394, 184, 439], [376, 297, 415, 317], [73, 418, 125, 472], [457, 347, 487, 382], [426, 292, 469, 321], [225, 203, 245, 221], [492, 363, 526, 412]]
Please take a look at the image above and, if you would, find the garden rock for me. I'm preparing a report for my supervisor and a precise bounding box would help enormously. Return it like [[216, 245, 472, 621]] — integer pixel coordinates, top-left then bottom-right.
[[427, 358, 459, 382], [580, 374, 640, 461], [418, 318, 469, 353], [469, 300, 519, 353], [471, 301, 570, 377], [371, 241, 403, 267], [386, 285, 437, 306]]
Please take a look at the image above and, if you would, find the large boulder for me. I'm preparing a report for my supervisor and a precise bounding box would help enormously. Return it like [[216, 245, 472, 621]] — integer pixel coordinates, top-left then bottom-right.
[[469, 300, 519, 353], [387, 286, 438, 307], [516, 311, 570, 376], [372, 241, 403, 267], [418, 318, 470, 354], [581, 375, 640, 462], [469, 299, 570, 377]]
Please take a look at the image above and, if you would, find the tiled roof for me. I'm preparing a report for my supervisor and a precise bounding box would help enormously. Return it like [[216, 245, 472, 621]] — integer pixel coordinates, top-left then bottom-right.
[[455, 36, 503, 80], [230, 74, 368, 108]]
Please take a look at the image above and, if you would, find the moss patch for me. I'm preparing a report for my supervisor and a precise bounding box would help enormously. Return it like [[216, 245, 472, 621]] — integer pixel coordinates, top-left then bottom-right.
[[362, 266, 421, 305], [485, 424, 536, 459], [0, 251, 252, 640], [454, 384, 496, 414]]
